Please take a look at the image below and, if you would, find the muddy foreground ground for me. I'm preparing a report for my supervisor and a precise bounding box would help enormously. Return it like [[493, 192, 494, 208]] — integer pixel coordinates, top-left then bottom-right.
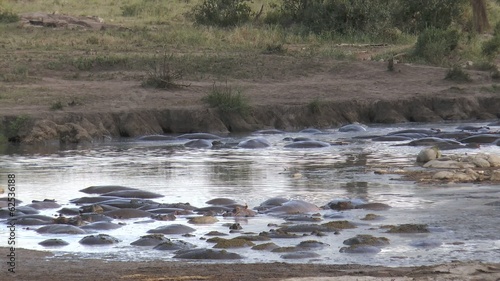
[[0, 247, 498, 280]]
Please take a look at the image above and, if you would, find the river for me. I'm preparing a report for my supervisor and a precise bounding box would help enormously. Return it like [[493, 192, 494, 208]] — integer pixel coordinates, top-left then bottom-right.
[[0, 121, 499, 266]]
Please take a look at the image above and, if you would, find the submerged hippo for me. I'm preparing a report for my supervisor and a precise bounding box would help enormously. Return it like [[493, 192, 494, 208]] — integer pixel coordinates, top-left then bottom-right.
[[177, 133, 222, 140], [100, 190, 164, 199], [79, 185, 139, 194], [136, 135, 176, 141], [184, 139, 215, 148], [459, 134, 500, 144], [284, 141, 330, 148], [253, 129, 286, 135], [237, 138, 271, 149], [147, 224, 196, 235], [299, 128, 323, 134], [263, 200, 320, 215], [104, 208, 152, 219], [338, 123, 367, 132]]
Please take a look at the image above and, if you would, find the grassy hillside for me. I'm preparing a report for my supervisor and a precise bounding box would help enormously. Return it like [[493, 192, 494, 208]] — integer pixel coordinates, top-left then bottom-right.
[[0, 0, 499, 84]]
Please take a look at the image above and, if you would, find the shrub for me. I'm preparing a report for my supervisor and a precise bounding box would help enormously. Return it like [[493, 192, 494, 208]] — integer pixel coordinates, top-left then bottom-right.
[[392, 0, 468, 33], [190, 0, 253, 28], [307, 98, 322, 114], [203, 83, 250, 114], [445, 66, 472, 82], [266, 0, 394, 35], [142, 53, 186, 90], [0, 8, 19, 23], [413, 28, 460, 65], [482, 36, 500, 58], [50, 101, 64, 111]]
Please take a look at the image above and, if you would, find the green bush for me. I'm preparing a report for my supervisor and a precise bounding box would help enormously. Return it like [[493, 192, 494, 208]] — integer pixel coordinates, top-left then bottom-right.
[[0, 8, 19, 23], [266, 0, 394, 35], [121, 3, 143, 17], [413, 27, 460, 65], [190, 0, 253, 28], [445, 65, 472, 82], [392, 0, 468, 33], [482, 36, 500, 58], [203, 83, 250, 114], [142, 53, 186, 90]]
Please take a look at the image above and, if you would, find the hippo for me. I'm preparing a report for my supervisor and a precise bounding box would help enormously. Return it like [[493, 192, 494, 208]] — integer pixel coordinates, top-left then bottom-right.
[[100, 190, 163, 199], [70, 196, 123, 204], [206, 198, 238, 205], [79, 234, 121, 245], [387, 129, 440, 136], [184, 139, 214, 148], [147, 224, 196, 235], [177, 133, 222, 140], [338, 123, 367, 132], [237, 138, 271, 149], [280, 252, 321, 259], [459, 134, 500, 144], [136, 135, 176, 141], [80, 221, 123, 231], [372, 136, 413, 142], [26, 200, 61, 209], [104, 208, 152, 219], [173, 248, 242, 259], [153, 240, 196, 251], [299, 128, 323, 134], [39, 239, 69, 247], [79, 185, 139, 194], [284, 141, 330, 148], [36, 224, 87, 234], [456, 125, 490, 132], [130, 234, 170, 246], [263, 200, 320, 215], [93, 198, 154, 209], [254, 197, 290, 212], [253, 129, 286, 135]]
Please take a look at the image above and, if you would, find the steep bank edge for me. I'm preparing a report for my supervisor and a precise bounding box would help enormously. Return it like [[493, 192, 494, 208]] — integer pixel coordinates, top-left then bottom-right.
[[1, 95, 500, 144]]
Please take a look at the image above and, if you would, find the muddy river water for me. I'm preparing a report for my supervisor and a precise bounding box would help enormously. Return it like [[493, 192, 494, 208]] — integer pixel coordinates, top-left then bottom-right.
[[1, 121, 499, 266]]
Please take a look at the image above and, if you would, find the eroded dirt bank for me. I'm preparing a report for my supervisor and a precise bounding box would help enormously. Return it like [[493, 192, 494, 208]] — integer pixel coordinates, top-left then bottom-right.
[[2, 94, 500, 144], [1, 60, 500, 144]]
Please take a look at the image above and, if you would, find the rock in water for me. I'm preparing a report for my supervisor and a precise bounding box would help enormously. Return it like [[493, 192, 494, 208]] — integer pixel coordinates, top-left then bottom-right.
[[416, 147, 441, 163]]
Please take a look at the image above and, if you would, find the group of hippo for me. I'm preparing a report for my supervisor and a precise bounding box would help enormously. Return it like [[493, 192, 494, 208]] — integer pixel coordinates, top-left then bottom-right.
[[0, 184, 437, 260], [136, 120, 500, 150]]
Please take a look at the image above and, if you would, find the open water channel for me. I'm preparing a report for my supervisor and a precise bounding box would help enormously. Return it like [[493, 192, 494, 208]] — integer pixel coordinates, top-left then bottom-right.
[[0, 121, 499, 266]]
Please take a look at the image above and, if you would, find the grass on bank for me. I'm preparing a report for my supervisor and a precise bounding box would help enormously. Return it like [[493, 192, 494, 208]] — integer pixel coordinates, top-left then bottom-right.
[[202, 83, 250, 115]]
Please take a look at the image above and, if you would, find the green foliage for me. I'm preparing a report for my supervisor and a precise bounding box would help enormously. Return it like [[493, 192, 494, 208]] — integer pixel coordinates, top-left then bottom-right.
[[190, 0, 253, 27], [50, 101, 64, 111], [72, 55, 129, 71], [263, 43, 286, 54], [482, 36, 500, 58], [266, 0, 394, 35], [203, 83, 250, 114], [265, 0, 468, 36], [392, 0, 468, 33], [121, 3, 143, 17], [0, 7, 19, 23], [5, 115, 30, 142], [307, 98, 322, 114], [142, 53, 186, 89], [413, 28, 460, 65], [445, 65, 472, 82]]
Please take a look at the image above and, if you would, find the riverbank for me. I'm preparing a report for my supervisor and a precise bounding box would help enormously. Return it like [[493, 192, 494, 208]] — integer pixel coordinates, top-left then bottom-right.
[[0, 248, 497, 281], [2, 59, 500, 144]]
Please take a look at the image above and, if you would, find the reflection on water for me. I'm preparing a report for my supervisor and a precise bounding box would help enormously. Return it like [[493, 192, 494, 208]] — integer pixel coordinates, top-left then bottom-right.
[[0, 121, 499, 266]]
